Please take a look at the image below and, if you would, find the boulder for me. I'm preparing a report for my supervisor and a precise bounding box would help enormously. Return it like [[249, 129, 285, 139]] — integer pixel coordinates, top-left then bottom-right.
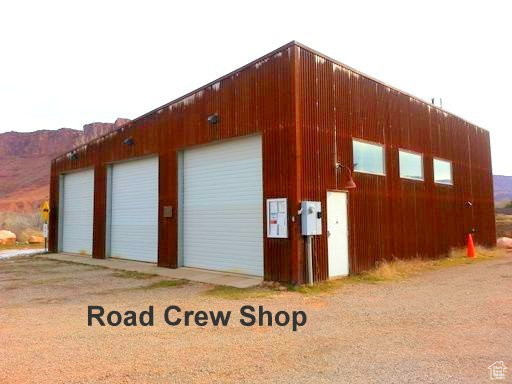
[[0, 230, 16, 246], [28, 235, 45, 244], [497, 237, 512, 249]]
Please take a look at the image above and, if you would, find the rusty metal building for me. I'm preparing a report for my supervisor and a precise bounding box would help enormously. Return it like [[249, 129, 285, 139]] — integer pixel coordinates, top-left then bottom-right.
[[49, 41, 496, 284]]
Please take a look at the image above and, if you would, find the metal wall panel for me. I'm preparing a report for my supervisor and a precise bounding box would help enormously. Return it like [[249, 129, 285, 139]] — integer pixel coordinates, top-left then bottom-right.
[[49, 42, 495, 284], [296, 45, 496, 280], [50, 44, 296, 282]]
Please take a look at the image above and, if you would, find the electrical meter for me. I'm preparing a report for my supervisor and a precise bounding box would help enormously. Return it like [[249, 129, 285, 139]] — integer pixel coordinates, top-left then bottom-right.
[[301, 201, 322, 236]]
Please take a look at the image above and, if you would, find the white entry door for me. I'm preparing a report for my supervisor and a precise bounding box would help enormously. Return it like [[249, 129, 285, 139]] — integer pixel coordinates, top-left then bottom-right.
[[182, 135, 263, 276], [327, 191, 349, 277], [109, 157, 159, 262]]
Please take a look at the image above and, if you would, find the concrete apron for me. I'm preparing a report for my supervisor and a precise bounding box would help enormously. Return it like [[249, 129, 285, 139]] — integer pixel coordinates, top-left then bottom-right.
[[39, 253, 262, 289]]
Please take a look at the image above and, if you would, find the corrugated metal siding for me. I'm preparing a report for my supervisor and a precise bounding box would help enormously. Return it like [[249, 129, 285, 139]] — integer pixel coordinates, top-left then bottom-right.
[[49, 42, 495, 284], [297, 45, 496, 279], [49, 44, 296, 282]]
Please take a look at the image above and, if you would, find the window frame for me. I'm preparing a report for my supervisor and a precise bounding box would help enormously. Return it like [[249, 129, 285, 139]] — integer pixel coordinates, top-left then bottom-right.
[[433, 157, 454, 186], [398, 148, 424, 182], [352, 138, 386, 176]]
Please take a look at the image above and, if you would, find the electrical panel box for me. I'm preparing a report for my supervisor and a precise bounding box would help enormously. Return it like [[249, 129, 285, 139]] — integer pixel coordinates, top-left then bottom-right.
[[301, 201, 322, 236], [163, 206, 173, 218], [267, 198, 288, 238]]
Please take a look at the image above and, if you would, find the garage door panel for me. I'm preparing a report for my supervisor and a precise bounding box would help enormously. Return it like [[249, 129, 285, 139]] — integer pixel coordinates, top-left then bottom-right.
[[186, 163, 260, 177], [110, 157, 158, 263], [183, 135, 263, 276], [183, 220, 261, 232], [61, 169, 94, 255]]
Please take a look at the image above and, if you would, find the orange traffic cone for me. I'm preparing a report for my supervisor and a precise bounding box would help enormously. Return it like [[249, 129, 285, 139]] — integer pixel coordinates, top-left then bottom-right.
[[467, 233, 475, 258]]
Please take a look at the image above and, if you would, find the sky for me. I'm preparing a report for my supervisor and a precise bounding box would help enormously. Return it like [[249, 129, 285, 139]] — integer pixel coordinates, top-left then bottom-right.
[[0, 0, 510, 175]]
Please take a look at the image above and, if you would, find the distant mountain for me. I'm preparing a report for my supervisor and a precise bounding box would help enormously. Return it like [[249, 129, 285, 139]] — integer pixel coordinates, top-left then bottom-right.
[[494, 175, 512, 205], [0, 118, 129, 213]]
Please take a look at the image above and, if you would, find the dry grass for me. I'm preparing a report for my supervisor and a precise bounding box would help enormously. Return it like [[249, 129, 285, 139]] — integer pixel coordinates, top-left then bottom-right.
[[204, 285, 278, 300], [352, 246, 503, 283], [495, 200, 511, 209], [287, 281, 341, 294], [144, 279, 188, 289], [288, 246, 506, 295], [496, 214, 512, 238], [30, 277, 69, 285], [42, 259, 108, 270], [0, 243, 44, 251], [0, 211, 43, 242], [111, 270, 158, 280], [435, 246, 502, 265]]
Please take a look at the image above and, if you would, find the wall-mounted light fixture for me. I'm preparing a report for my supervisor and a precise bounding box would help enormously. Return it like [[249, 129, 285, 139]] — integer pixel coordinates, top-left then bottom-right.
[[207, 114, 219, 125], [123, 137, 135, 146], [336, 163, 357, 189]]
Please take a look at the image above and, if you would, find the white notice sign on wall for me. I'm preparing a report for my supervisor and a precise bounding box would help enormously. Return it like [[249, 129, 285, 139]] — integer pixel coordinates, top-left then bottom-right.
[[267, 198, 288, 238]]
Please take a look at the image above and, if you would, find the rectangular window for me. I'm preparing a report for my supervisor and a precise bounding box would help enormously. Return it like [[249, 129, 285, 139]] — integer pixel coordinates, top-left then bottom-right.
[[433, 158, 453, 185], [352, 139, 385, 175], [399, 150, 423, 181]]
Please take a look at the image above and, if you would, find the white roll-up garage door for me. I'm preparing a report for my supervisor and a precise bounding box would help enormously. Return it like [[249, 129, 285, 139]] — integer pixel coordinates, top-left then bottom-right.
[[109, 157, 159, 262], [61, 169, 94, 255], [182, 135, 263, 276]]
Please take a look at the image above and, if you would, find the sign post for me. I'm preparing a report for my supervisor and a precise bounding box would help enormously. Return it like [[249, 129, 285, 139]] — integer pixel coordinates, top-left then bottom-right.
[[41, 201, 50, 252]]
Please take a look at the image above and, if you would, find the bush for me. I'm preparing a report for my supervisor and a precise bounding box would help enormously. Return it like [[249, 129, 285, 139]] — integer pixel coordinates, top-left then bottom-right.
[[496, 214, 512, 238], [0, 211, 43, 242]]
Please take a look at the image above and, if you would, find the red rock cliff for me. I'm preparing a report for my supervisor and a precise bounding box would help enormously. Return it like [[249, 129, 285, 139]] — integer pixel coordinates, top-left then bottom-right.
[[0, 119, 130, 213]]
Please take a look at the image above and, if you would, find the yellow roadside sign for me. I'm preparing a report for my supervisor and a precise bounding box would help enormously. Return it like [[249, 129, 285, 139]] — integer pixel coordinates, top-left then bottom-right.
[[41, 201, 50, 222]]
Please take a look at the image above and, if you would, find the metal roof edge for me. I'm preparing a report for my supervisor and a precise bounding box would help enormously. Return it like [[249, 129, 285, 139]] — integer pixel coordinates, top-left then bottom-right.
[[53, 40, 489, 163], [292, 41, 488, 134], [134, 41, 297, 123], [53, 41, 297, 163]]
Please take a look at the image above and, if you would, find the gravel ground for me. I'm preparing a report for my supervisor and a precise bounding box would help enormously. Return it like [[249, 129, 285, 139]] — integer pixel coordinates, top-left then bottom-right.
[[0, 254, 511, 383], [0, 248, 43, 259]]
